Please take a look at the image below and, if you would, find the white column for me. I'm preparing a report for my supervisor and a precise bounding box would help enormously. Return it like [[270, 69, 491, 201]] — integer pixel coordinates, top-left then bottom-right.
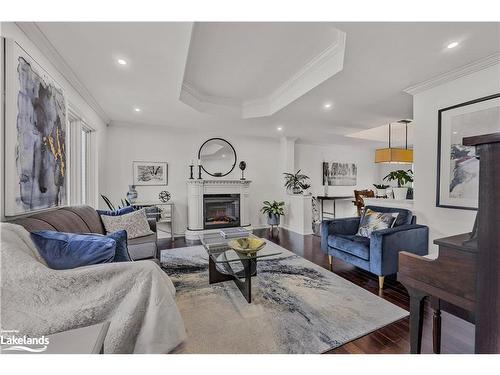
[[187, 180, 204, 230], [280, 136, 297, 174]]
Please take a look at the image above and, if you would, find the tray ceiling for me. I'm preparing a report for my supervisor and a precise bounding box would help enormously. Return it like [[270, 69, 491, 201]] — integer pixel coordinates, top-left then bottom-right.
[[180, 23, 346, 118]]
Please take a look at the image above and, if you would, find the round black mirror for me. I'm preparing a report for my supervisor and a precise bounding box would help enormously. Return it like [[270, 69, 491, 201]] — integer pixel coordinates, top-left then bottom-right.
[[198, 138, 237, 177]]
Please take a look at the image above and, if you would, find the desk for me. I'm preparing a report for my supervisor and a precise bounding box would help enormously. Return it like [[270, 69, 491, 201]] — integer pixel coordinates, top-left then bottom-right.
[[315, 196, 353, 221]]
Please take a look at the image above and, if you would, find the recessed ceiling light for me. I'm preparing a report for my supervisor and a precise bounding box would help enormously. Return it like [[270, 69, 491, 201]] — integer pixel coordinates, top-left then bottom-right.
[[117, 58, 128, 65], [277, 126, 283, 131], [453, 131, 458, 135], [447, 41, 459, 49], [323, 103, 333, 109], [133, 107, 141, 112]]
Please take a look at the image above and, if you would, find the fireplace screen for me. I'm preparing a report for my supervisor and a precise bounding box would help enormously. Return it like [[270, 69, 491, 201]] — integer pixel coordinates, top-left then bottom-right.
[[203, 194, 240, 229]]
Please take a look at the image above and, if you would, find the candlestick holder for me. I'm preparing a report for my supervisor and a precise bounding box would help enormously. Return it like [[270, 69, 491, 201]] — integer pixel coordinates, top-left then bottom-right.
[[197, 165, 203, 179], [189, 164, 194, 179], [239, 161, 246, 180]]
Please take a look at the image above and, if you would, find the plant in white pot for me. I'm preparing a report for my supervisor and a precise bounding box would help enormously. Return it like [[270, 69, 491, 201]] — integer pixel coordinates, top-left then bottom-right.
[[383, 169, 413, 200], [283, 170, 310, 195], [260, 200, 285, 227], [373, 184, 390, 198], [300, 183, 312, 195]]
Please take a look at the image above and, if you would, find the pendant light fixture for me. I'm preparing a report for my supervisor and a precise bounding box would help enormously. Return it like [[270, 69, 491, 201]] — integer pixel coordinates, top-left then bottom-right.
[[375, 119, 413, 164]]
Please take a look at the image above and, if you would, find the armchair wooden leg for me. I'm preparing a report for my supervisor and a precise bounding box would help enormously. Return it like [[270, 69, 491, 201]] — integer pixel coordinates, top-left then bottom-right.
[[378, 276, 385, 289], [328, 255, 333, 270]]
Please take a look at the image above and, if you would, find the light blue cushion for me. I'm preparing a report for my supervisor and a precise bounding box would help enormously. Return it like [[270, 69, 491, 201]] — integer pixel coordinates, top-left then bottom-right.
[[97, 206, 134, 216], [31, 231, 116, 270]]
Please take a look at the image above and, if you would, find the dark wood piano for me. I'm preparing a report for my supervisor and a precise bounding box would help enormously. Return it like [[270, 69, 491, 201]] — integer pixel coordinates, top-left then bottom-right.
[[398, 132, 500, 354], [398, 233, 476, 353]]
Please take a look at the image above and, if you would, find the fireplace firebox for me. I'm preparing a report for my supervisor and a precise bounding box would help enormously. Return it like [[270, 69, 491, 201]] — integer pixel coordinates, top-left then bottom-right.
[[203, 194, 240, 229]]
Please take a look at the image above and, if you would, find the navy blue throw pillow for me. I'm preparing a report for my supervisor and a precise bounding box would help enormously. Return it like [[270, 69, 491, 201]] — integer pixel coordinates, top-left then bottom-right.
[[97, 206, 134, 217], [106, 230, 132, 262], [30, 231, 116, 270]]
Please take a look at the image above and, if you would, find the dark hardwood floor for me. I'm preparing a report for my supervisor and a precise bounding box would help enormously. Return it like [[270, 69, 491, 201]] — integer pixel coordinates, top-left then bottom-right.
[[158, 228, 475, 354]]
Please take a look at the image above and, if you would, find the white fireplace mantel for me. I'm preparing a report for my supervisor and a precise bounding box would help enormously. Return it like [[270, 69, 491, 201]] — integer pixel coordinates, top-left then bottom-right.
[[185, 179, 252, 240]]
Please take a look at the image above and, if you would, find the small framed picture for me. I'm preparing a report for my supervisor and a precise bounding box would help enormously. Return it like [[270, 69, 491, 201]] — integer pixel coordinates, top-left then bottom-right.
[[133, 161, 168, 186]]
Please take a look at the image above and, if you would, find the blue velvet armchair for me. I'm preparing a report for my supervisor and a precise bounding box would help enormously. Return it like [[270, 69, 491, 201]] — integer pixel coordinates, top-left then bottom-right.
[[320, 205, 429, 289]]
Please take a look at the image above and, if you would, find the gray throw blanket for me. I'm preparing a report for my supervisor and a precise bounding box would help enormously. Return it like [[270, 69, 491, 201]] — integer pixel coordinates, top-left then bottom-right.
[[0, 223, 186, 353]]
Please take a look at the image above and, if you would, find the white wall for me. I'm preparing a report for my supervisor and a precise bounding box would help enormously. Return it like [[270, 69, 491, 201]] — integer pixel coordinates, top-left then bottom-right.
[[0, 23, 108, 219], [103, 124, 283, 236], [295, 143, 377, 218], [413, 63, 500, 255], [103, 125, 381, 235]]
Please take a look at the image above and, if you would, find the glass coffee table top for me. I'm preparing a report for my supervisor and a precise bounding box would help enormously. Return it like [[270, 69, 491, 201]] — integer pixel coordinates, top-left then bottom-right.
[[199, 232, 282, 262]]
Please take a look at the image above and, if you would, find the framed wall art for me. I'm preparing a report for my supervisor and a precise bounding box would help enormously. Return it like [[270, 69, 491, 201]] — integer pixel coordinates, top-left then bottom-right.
[[436, 93, 500, 210], [4, 40, 68, 216], [322, 162, 357, 186], [133, 161, 168, 186]]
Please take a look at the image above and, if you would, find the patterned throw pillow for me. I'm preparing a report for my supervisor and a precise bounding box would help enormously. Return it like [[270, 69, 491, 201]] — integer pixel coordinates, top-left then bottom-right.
[[100, 208, 153, 239], [356, 208, 399, 238]]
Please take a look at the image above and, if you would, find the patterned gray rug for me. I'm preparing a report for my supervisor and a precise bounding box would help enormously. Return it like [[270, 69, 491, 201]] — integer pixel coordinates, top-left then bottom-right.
[[161, 241, 408, 354]]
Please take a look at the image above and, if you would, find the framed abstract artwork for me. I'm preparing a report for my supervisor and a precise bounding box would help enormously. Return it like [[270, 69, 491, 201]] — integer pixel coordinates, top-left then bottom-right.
[[436, 93, 500, 210], [322, 162, 357, 186], [4, 40, 68, 216], [133, 161, 168, 186]]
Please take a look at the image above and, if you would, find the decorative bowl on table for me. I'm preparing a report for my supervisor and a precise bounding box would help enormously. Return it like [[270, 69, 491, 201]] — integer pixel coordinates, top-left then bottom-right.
[[228, 237, 266, 255]]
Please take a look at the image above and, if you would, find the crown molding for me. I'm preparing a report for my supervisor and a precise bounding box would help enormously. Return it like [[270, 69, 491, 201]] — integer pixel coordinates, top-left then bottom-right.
[[180, 82, 242, 117], [404, 52, 500, 95], [180, 28, 346, 119], [243, 31, 346, 119], [15, 22, 110, 124], [182, 81, 240, 107]]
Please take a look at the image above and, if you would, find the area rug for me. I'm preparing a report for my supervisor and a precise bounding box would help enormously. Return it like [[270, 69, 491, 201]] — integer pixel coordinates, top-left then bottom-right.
[[160, 241, 408, 354]]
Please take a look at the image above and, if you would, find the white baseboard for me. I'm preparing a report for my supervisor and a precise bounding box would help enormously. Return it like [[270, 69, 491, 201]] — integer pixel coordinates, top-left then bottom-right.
[[279, 224, 314, 236]]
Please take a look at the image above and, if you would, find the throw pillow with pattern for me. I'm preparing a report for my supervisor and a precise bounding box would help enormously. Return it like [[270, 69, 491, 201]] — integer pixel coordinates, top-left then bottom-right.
[[356, 208, 399, 238], [100, 208, 153, 239]]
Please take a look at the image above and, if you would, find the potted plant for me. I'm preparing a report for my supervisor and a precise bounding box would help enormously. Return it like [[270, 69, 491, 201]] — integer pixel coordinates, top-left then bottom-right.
[[283, 170, 310, 194], [300, 183, 312, 195], [261, 200, 285, 226], [383, 169, 414, 200], [373, 184, 390, 198]]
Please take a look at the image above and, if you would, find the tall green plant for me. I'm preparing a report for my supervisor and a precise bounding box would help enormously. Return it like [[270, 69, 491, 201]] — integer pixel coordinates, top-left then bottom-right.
[[383, 169, 413, 187]]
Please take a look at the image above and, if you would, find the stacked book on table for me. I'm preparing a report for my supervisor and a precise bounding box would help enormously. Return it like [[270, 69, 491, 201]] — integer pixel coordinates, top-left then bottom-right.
[[220, 227, 251, 239]]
